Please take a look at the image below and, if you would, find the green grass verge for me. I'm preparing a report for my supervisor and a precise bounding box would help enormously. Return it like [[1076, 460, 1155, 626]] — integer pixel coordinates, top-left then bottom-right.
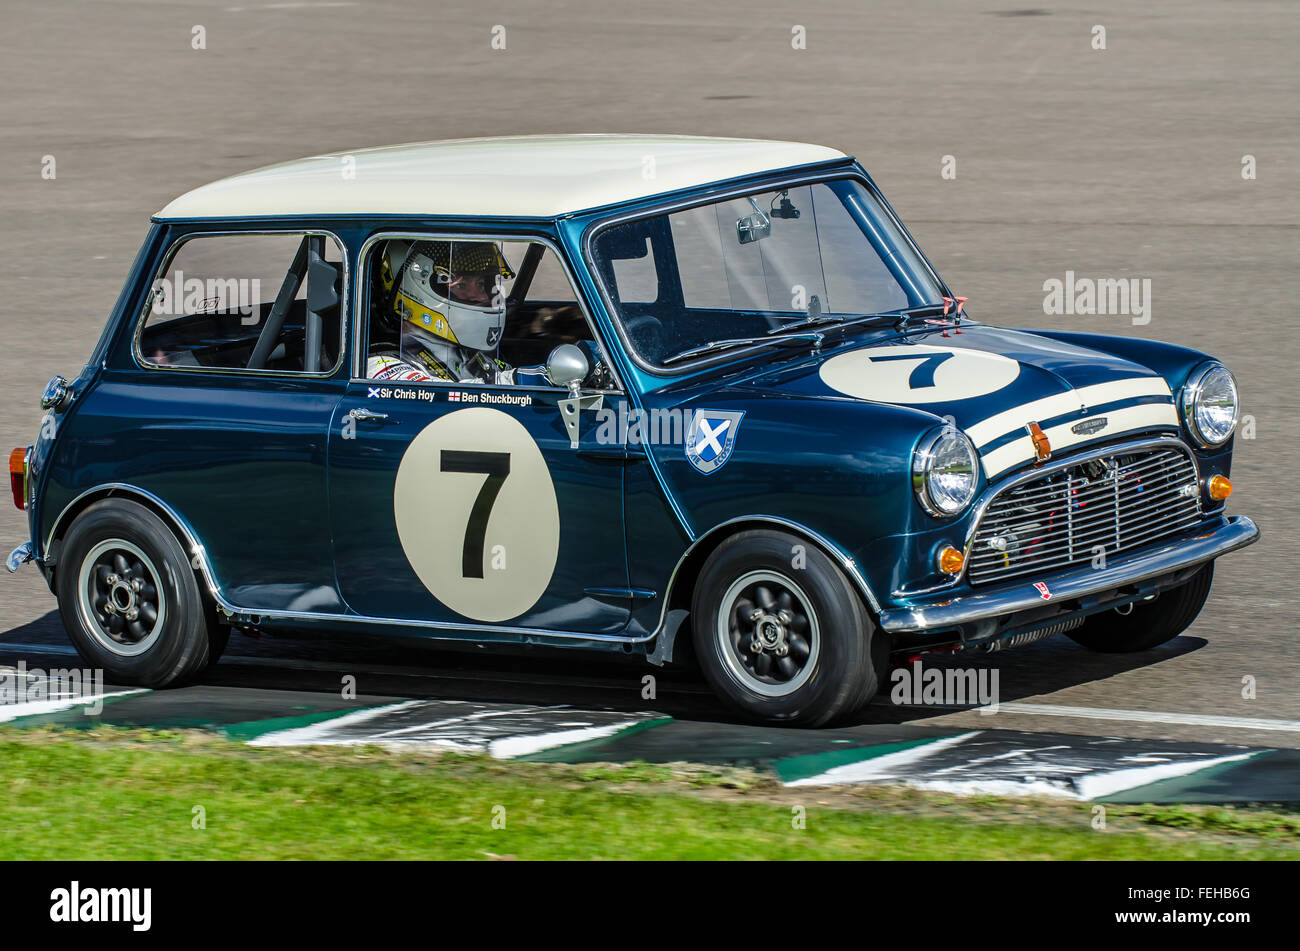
[[2, 727, 1295, 860]]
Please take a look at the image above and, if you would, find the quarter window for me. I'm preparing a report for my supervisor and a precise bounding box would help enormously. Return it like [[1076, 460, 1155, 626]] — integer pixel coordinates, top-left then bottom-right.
[[139, 232, 345, 374]]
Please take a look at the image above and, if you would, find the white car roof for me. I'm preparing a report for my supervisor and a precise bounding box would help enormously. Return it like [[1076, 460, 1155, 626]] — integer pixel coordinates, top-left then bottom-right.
[[154, 134, 847, 221]]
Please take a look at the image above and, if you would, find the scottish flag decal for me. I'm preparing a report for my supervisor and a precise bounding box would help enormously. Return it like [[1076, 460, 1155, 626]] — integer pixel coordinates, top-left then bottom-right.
[[685, 409, 745, 475]]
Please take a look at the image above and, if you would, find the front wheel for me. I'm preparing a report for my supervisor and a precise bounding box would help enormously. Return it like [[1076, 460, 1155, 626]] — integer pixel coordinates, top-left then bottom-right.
[[1067, 564, 1214, 653], [691, 530, 885, 726], [56, 499, 219, 686]]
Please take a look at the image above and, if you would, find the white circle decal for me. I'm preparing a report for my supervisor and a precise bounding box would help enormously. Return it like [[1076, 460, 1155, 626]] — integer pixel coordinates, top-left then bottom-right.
[[394, 407, 559, 623], [819, 344, 1020, 404]]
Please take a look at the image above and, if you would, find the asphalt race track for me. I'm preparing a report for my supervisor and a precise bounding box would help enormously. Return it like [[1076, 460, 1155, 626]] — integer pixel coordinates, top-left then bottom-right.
[[1, 1, 1297, 800], [3, 634, 1297, 804]]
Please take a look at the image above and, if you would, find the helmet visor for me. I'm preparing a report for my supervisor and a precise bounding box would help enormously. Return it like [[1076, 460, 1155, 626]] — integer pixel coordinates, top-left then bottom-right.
[[419, 241, 514, 307]]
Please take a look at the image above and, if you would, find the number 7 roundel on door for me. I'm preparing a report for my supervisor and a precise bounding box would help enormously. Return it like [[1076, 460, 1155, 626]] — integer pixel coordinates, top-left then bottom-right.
[[393, 407, 560, 623]]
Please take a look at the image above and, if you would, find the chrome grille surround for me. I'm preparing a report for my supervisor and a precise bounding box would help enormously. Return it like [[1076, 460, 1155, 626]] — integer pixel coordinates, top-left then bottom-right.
[[966, 437, 1201, 586]]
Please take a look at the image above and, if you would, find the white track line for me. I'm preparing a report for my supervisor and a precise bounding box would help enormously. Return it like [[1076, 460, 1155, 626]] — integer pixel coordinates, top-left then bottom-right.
[[489, 722, 652, 759], [1073, 752, 1260, 801], [987, 702, 1300, 733], [246, 701, 424, 746], [0, 690, 148, 723], [785, 732, 982, 787]]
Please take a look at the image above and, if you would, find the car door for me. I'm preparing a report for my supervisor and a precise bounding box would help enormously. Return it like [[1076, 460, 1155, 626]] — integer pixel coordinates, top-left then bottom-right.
[[326, 233, 630, 636]]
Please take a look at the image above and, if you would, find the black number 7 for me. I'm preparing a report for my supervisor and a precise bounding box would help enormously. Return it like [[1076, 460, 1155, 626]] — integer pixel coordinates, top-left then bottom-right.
[[867, 351, 953, 389], [440, 450, 511, 578]]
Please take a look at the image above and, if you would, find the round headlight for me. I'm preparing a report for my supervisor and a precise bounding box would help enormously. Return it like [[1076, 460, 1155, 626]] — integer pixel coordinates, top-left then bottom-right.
[[1181, 363, 1239, 447], [913, 428, 979, 517]]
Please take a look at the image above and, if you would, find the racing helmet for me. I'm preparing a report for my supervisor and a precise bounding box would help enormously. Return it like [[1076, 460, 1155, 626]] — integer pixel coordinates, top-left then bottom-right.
[[381, 240, 514, 351]]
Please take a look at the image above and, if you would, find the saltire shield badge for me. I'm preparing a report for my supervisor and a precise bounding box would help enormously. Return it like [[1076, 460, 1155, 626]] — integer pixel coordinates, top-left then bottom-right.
[[685, 409, 745, 475]]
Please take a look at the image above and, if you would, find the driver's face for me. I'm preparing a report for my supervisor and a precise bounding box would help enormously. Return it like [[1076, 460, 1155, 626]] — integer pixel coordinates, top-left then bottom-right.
[[446, 272, 495, 305]]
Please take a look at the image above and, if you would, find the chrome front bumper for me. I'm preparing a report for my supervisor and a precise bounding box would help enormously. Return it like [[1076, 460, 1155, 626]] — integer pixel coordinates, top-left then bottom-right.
[[878, 515, 1259, 633]]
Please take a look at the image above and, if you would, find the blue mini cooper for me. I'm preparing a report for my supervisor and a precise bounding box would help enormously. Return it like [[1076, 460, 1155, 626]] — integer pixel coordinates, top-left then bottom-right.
[[7, 135, 1259, 725]]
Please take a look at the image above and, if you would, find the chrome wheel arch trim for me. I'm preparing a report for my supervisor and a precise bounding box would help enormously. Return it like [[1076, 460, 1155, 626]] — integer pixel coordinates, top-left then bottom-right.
[[46, 483, 225, 599], [654, 515, 885, 625]]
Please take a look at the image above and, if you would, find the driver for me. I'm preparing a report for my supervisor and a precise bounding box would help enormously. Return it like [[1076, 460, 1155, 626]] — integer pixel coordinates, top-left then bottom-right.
[[367, 239, 548, 385]]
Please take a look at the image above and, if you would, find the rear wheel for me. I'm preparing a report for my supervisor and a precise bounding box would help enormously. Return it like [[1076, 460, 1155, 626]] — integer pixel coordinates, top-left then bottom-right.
[[56, 499, 219, 686], [1067, 564, 1214, 653], [691, 529, 884, 726]]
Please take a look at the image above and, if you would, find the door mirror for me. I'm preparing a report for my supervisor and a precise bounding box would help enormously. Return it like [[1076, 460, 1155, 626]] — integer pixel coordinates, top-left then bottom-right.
[[548, 344, 604, 449], [736, 211, 771, 245], [545, 344, 589, 393], [736, 197, 772, 245]]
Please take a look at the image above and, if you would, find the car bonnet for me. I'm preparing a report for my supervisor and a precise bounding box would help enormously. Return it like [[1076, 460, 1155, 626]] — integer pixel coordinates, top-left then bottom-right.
[[733, 323, 1180, 480]]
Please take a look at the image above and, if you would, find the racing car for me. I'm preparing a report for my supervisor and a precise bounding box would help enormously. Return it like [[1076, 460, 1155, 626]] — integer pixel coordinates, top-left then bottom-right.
[[7, 134, 1258, 724]]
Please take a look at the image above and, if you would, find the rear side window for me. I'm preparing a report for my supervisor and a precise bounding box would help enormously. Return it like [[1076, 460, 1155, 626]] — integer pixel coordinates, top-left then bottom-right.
[[138, 232, 345, 374]]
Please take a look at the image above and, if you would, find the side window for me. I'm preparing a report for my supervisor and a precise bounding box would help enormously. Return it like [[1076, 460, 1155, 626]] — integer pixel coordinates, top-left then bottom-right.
[[139, 232, 344, 374], [363, 237, 613, 389]]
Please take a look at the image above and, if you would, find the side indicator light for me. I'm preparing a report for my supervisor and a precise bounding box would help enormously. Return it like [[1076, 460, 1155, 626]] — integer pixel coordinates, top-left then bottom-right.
[[8, 448, 27, 511], [1208, 475, 1233, 501], [937, 546, 965, 575]]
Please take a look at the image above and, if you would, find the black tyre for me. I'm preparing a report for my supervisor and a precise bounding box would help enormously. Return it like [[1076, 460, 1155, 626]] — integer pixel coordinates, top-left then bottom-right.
[[1067, 564, 1214, 653], [691, 529, 885, 726], [56, 499, 218, 686]]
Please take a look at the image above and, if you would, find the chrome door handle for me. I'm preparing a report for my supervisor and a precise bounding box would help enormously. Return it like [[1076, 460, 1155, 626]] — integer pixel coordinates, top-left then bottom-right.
[[349, 408, 389, 422]]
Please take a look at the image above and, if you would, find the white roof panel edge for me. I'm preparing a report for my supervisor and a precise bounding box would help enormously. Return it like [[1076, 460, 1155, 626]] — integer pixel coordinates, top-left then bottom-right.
[[155, 134, 849, 220]]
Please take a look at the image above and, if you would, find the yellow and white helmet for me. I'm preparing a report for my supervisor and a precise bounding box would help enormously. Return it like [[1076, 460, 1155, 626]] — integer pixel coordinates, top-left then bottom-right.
[[381, 240, 514, 351]]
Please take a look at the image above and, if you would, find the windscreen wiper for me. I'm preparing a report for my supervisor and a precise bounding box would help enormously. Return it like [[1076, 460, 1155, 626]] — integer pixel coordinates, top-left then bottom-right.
[[832, 304, 951, 333], [765, 312, 844, 335], [768, 301, 946, 338], [766, 309, 909, 340], [663, 303, 953, 365], [767, 294, 842, 336], [662, 331, 826, 366]]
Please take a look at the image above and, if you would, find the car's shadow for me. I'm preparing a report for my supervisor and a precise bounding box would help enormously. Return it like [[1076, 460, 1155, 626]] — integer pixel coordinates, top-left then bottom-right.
[[3, 609, 1210, 731], [848, 634, 1208, 726]]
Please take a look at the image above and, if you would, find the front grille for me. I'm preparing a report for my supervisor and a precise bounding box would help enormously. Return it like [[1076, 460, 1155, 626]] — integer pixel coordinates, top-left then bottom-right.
[[967, 446, 1201, 585]]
